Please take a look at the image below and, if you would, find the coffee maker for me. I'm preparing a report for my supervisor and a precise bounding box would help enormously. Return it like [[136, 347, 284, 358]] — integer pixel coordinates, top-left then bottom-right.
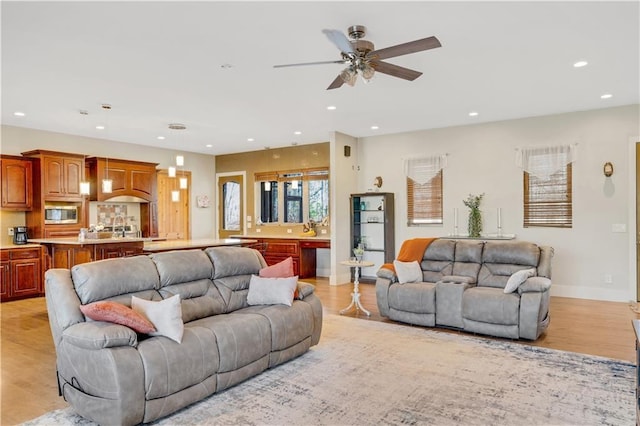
[[13, 226, 28, 245]]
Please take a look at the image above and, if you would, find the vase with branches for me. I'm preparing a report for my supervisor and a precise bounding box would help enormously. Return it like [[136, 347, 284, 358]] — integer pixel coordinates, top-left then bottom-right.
[[463, 193, 485, 238]]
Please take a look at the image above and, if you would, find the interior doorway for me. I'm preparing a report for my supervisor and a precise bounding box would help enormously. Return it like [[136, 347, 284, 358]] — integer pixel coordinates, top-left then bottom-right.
[[218, 173, 244, 239], [157, 170, 191, 240]]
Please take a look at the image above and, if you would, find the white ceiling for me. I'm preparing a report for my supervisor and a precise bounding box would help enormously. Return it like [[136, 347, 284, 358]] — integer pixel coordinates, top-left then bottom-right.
[[2, 1, 638, 156]]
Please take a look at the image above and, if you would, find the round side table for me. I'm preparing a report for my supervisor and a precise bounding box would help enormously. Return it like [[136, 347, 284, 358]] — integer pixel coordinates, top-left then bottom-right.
[[339, 260, 375, 316]]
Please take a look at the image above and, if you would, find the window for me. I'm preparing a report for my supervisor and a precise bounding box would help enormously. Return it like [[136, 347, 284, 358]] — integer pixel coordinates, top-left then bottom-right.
[[255, 167, 329, 224], [222, 181, 240, 231], [284, 181, 303, 223], [260, 181, 278, 223], [520, 145, 574, 228], [405, 155, 446, 226], [407, 170, 443, 225]]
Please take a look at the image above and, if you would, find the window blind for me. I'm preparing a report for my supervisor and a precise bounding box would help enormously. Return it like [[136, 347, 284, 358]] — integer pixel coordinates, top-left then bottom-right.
[[524, 162, 572, 228], [407, 170, 443, 225]]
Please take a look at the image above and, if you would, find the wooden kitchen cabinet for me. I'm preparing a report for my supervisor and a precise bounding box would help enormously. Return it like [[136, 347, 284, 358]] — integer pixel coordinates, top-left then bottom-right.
[[94, 242, 144, 260], [22, 150, 85, 201], [86, 157, 158, 202], [244, 237, 329, 278], [0, 155, 33, 211], [0, 246, 43, 302]]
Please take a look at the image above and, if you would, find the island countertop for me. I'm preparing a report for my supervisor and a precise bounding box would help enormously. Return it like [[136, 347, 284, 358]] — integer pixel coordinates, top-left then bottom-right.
[[231, 234, 330, 242], [28, 237, 157, 245], [142, 238, 257, 252]]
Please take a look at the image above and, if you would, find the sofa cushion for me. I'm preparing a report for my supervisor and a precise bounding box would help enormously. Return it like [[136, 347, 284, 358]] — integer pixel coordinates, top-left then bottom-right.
[[187, 313, 271, 373], [393, 260, 423, 283], [80, 301, 156, 334], [150, 250, 214, 287], [388, 282, 436, 314], [482, 241, 540, 266], [71, 256, 160, 304], [463, 287, 520, 325], [205, 247, 263, 279], [137, 326, 220, 400], [132, 295, 184, 343], [247, 275, 298, 306]]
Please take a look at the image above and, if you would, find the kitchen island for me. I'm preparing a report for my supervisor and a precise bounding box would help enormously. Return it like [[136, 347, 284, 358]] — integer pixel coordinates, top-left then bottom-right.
[[30, 237, 257, 269]]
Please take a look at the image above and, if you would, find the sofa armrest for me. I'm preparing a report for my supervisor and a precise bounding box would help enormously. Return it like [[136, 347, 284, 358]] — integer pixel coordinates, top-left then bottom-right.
[[62, 321, 138, 350], [376, 267, 398, 283], [440, 275, 477, 285], [518, 276, 551, 294], [296, 281, 315, 300]]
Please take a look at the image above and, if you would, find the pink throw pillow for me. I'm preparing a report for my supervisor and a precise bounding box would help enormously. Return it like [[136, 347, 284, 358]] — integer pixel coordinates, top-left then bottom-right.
[[80, 301, 156, 334], [260, 257, 294, 278]]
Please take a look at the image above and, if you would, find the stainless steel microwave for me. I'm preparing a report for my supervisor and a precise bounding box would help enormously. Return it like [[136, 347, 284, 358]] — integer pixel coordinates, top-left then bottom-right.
[[44, 205, 79, 224]]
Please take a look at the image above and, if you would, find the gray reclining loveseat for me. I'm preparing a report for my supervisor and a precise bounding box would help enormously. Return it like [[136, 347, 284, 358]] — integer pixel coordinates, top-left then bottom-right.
[[376, 239, 553, 340], [45, 246, 323, 425]]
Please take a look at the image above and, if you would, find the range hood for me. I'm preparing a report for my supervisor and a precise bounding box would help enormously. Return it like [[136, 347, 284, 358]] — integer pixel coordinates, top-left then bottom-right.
[[86, 157, 158, 203], [102, 195, 150, 203]]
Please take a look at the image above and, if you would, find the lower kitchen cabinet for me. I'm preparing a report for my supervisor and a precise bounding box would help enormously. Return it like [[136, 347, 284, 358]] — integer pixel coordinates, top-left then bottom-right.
[[40, 240, 145, 269], [0, 246, 43, 302], [244, 237, 330, 279]]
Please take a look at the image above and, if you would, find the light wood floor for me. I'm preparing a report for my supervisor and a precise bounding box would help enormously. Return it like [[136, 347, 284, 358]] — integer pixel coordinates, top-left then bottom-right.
[[2, 279, 639, 425]]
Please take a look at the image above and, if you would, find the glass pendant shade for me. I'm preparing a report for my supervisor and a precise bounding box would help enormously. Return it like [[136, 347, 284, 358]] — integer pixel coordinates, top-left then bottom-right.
[[171, 190, 180, 202], [291, 180, 299, 190], [176, 155, 184, 166], [340, 67, 357, 86], [168, 166, 176, 177], [264, 181, 271, 191], [102, 179, 113, 194], [361, 64, 375, 82], [179, 177, 188, 189], [80, 181, 90, 195]]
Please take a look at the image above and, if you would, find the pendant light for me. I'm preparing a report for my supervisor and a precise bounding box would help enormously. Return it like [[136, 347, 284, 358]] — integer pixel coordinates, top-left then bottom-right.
[[171, 190, 180, 202], [100, 104, 113, 193], [102, 156, 113, 193], [80, 156, 90, 195], [168, 166, 176, 178]]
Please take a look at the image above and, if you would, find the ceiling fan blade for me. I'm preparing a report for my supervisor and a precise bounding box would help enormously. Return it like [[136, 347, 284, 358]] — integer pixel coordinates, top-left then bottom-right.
[[327, 75, 345, 90], [274, 60, 347, 68], [370, 60, 423, 81], [367, 36, 441, 61], [322, 29, 355, 56]]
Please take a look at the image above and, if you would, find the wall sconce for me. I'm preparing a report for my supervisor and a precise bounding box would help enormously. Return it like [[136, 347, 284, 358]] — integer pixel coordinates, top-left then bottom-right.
[[603, 162, 614, 177]]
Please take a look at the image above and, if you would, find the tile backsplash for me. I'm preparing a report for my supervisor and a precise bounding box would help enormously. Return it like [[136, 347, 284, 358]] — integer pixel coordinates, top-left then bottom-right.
[[89, 202, 141, 228]]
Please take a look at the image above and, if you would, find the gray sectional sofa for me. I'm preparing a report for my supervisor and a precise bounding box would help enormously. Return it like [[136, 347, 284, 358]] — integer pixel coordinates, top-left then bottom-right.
[[376, 239, 553, 340], [45, 246, 323, 426]]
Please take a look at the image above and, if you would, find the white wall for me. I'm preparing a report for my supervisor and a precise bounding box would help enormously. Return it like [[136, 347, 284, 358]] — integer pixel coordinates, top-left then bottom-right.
[[356, 105, 640, 302], [1, 125, 217, 239]]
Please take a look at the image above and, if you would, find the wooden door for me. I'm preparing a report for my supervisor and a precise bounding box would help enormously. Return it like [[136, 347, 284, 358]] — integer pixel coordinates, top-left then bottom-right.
[[218, 174, 244, 239], [157, 170, 190, 240]]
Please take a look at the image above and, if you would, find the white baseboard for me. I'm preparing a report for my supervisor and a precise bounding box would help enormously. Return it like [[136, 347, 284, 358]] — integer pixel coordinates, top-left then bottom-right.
[[550, 285, 633, 303]]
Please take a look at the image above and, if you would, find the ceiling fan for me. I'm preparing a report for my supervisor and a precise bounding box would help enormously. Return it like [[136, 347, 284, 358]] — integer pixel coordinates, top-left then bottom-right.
[[273, 25, 442, 90]]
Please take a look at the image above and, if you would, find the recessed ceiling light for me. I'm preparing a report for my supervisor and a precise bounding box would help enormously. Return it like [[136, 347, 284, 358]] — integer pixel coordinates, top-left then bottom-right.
[[371, 125, 379, 130], [206, 144, 213, 148], [248, 138, 255, 142], [573, 60, 588, 68], [96, 125, 105, 130], [469, 111, 479, 117], [601, 93, 613, 99], [327, 106, 337, 110], [157, 136, 166, 140], [294, 131, 302, 135], [13, 111, 25, 117]]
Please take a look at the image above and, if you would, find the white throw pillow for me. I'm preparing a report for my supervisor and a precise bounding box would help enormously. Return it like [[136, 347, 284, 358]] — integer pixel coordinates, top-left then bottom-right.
[[393, 260, 423, 284], [131, 294, 184, 343], [504, 268, 536, 293], [247, 275, 298, 306]]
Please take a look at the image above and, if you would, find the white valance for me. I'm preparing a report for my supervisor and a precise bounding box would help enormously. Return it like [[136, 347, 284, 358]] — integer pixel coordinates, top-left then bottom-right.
[[404, 154, 447, 184], [516, 144, 577, 180]]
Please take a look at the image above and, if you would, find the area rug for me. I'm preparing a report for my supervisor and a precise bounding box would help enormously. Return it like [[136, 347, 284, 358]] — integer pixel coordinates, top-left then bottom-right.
[[24, 314, 634, 425]]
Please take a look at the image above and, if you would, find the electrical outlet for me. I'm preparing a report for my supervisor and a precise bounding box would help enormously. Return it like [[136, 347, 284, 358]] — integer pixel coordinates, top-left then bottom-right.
[[604, 274, 613, 284], [287, 229, 292, 234], [321, 229, 327, 234], [256, 228, 261, 233], [247, 223, 252, 229], [612, 224, 627, 233], [8, 227, 14, 236]]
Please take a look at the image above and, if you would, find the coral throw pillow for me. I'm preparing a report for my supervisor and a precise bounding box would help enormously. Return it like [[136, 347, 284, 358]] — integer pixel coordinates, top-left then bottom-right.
[[259, 257, 294, 278], [80, 301, 156, 334]]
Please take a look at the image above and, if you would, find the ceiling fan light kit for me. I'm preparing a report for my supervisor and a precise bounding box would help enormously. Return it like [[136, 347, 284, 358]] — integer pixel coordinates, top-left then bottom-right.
[[275, 25, 441, 90]]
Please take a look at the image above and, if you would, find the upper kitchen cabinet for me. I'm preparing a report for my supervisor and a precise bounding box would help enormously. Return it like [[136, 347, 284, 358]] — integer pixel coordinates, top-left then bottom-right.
[[0, 155, 33, 211], [22, 150, 85, 202], [86, 157, 158, 202]]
